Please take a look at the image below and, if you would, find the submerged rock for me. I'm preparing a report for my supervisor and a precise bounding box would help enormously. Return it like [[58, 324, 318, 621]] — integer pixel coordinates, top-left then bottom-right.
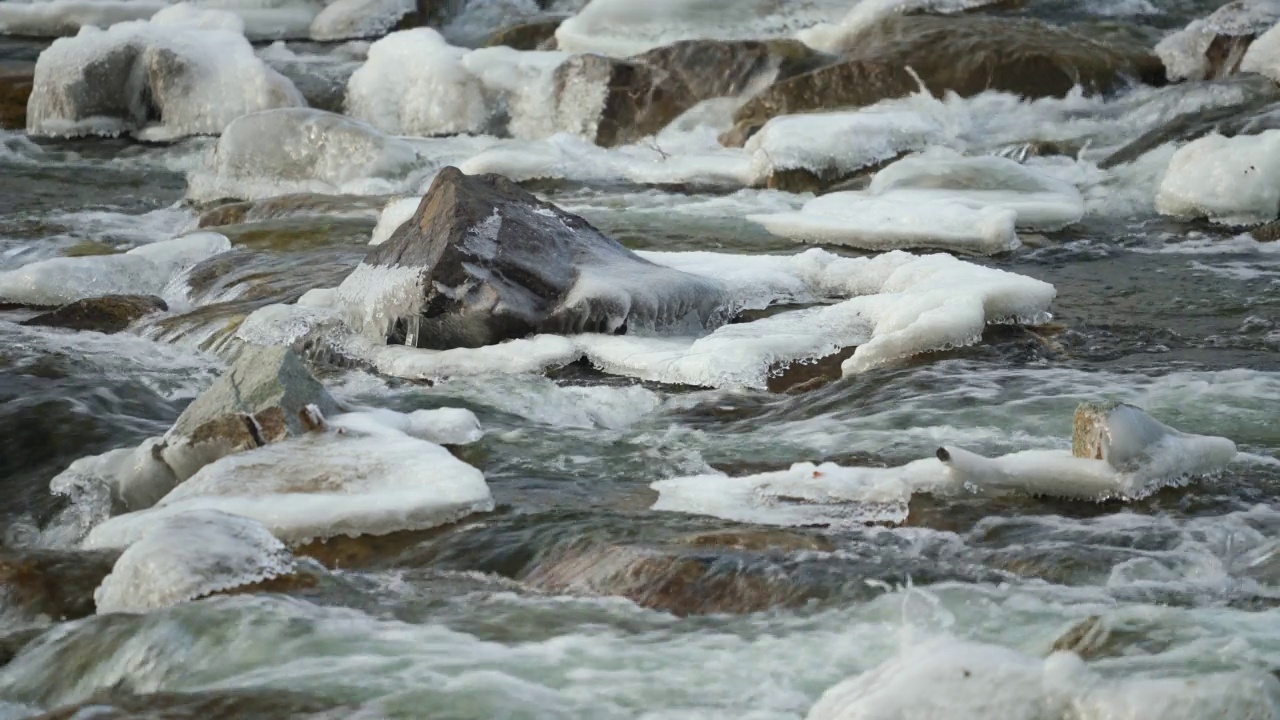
[[556, 38, 833, 147], [20, 295, 167, 334], [0, 547, 120, 621], [196, 193, 387, 229], [732, 15, 1163, 130], [340, 166, 728, 349], [0, 627, 44, 668], [159, 345, 338, 482]]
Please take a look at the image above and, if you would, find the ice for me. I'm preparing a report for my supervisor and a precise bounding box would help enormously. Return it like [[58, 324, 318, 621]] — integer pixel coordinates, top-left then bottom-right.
[[745, 107, 948, 185], [370, 196, 421, 246], [346, 28, 490, 137], [49, 437, 176, 516], [554, 0, 850, 57], [1241, 20, 1280, 83], [1155, 0, 1280, 81], [807, 638, 1280, 720], [26, 17, 305, 140], [328, 407, 484, 446], [1155, 131, 1280, 226], [797, 0, 1002, 53], [150, 3, 244, 32], [748, 149, 1083, 254], [309, 0, 412, 41], [185, 108, 430, 202], [83, 424, 493, 548], [0, 232, 230, 306], [0, 0, 166, 37], [93, 510, 294, 614]]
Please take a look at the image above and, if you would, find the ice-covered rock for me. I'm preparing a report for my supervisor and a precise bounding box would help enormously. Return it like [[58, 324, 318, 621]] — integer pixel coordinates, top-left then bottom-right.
[[83, 424, 493, 548], [1156, 0, 1280, 82], [328, 407, 484, 446], [0, 233, 231, 306], [337, 166, 730, 350], [51, 437, 178, 516], [807, 638, 1280, 720], [26, 18, 305, 140], [0, 0, 166, 38], [0, 0, 322, 40], [1155, 130, 1280, 225], [93, 510, 294, 614], [309, 0, 413, 41], [159, 344, 339, 482], [1242, 18, 1280, 82], [797, 0, 1004, 53], [747, 149, 1083, 253], [185, 108, 428, 202]]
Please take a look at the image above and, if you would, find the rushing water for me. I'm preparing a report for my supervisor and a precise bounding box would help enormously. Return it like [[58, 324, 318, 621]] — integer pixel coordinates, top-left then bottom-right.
[[3, 0, 1280, 718]]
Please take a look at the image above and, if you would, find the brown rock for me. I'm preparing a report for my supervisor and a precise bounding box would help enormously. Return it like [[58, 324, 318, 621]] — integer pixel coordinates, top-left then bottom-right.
[[1252, 219, 1280, 242], [31, 688, 349, 720], [485, 18, 564, 51], [733, 15, 1165, 129], [20, 295, 168, 334], [0, 547, 121, 621], [0, 62, 34, 129], [673, 528, 836, 553], [557, 38, 834, 147], [196, 193, 386, 229]]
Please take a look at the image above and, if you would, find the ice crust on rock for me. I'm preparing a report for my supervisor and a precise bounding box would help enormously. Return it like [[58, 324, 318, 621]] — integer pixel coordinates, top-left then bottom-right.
[[1155, 0, 1280, 82], [328, 407, 484, 446], [185, 108, 429, 202], [0, 0, 322, 40], [83, 423, 493, 548], [50, 437, 177, 517], [653, 404, 1237, 527], [807, 638, 1280, 720], [93, 510, 294, 614], [797, 0, 1003, 54], [309, 0, 412, 41], [748, 149, 1083, 254], [26, 17, 305, 140], [1155, 131, 1280, 225], [0, 232, 231, 306]]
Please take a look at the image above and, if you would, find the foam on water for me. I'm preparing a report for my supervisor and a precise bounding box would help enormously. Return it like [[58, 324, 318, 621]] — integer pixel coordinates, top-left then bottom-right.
[[1155, 131, 1280, 225], [82, 425, 493, 548], [27, 16, 305, 140], [185, 108, 430, 201], [0, 232, 230, 305], [93, 509, 295, 614]]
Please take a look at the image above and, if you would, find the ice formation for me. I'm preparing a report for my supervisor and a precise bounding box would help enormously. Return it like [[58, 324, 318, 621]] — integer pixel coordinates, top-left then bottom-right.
[[370, 196, 422, 246], [1155, 131, 1280, 225], [1241, 21, 1280, 81], [83, 423, 493, 548], [748, 149, 1083, 254], [50, 437, 176, 516], [797, 0, 1003, 53], [653, 403, 1237, 527], [1155, 0, 1280, 81], [93, 510, 295, 614], [0, 232, 231, 306], [26, 16, 305, 140], [0, 0, 166, 37], [807, 638, 1280, 720], [328, 407, 485, 446], [309, 0, 412, 41], [185, 108, 429, 202]]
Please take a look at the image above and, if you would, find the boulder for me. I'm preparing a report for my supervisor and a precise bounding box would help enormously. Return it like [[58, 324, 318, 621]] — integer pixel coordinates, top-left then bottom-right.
[[26, 41, 141, 136], [159, 345, 338, 481], [20, 295, 167, 334], [1155, 0, 1280, 82], [0, 62, 34, 129], [555, 38, 834, 147], [339, 166, 729, 349], [0, 547, 121, 621], [485, 18, 564, 51], [732, 15, 1165, 130], [309, 0, 415, 41], [1251, 218, 1280, 241], [0, 627, 44, 668]]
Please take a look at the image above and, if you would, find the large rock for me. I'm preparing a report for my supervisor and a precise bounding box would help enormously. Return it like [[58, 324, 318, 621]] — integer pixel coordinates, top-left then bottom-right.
[[732, 15, 1165, 131], [0, 62, 34, 129], [340, 166, 729, 349], [20, 295, 167, 334], [1155, 0, 1280, 82], [0, 547, 120, 621], [159, 345, 338, 481], [555, 38, 834, 147]]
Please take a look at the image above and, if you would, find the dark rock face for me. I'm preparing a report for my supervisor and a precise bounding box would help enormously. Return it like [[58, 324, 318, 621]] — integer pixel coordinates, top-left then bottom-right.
[[0, 547, 121, 621], [0, 62, 34, 129], [20, 295, 168, 334], [26, 43, 141, 134], [555, 39, 834, 147], [732, 14, 1165, 131], [350, 167, 728, 349]]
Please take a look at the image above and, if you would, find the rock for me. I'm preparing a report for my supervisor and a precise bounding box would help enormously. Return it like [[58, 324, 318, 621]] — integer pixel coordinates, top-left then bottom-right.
[[1252, 218, 1280, 241], [340, 166, 728, 349], [30, 689, 350, 720], [672, 528, 836, 553], [0, 627, 44, 668], [556, 38, 834, 147], [485, 18, 564, 51], [0, 547, 121, 621], [732, 15, 1165, 130], [159, 345, 339, 482], [26, 41, 141, 135], [1155, 0, 1280, 82], [0, 62, 34, 129], [1050, 615, 1173, 660], [309, 0, 415, 41], [196, 194, 387, 228], [20, 295, 168, 334]]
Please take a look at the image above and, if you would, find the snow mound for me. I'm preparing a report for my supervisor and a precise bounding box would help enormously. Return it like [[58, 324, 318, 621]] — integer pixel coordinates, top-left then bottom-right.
[[1155, 131, 1280, 226], [93, 509, 294, 614]]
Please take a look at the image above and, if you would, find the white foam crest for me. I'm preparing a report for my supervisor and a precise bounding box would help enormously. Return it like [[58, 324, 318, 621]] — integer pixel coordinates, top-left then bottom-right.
[[797, 0, 1001, 53], [185, 108, 429, 202], [93, 510, 294, 614], [555, 0, 850, 57], [807, 637, 1280, 720], [27, 18, 305, 140], [1156, 130, 1280, 226], [329, 407, 484, 446], [1156, 0, 1280, 82], [0, 232, 230, 306], [309, 0, 411, 41], [83, 426, 493, 548]]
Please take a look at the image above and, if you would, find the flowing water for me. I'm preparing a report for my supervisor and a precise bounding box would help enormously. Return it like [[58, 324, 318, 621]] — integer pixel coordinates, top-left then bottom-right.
[[2, 0, 1280, 718]]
